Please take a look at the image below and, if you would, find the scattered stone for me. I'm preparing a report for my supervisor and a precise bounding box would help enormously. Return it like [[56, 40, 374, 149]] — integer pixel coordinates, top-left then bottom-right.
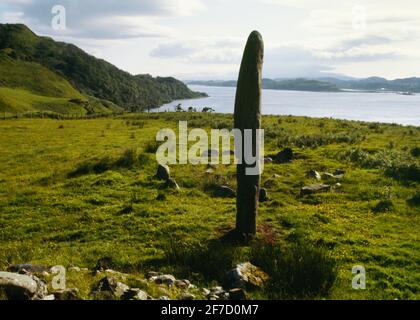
[[321, 172, 335, 180], [264, 157, 273, 163], [158, 296, 170, 300], [205, 168, 214, 174], [151, 274, 176, 286], [208, 294, 218, 300], [334, 169, 346, 175], [121, 288, 148, 300], [53, 288, 80, 300], [178, 293, 195, 300], [42, 294, 55, 300], [0, 271, 48, 300], [214, 185, 236, 198], [307, 170, 321, 180], [275, 148, 293, 163], [174, 279, 190, 289], [156, 164, 170, 181], [272, 174, 281, 178], [333, 183, 342, 190], [300, 184, 331, 195], [225, 262, 269, 289], [95, 276, 129, 299], [202, 288, 210, 296], [259, 188, 269, 202], [229, 288, 247, 300], [208, 286, 229, 300], [8, 264, 50, 275]]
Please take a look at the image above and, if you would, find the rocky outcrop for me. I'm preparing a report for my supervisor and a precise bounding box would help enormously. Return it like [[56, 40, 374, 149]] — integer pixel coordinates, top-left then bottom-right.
[[0, 271, 48, 300], [214, 185, 236, 198]]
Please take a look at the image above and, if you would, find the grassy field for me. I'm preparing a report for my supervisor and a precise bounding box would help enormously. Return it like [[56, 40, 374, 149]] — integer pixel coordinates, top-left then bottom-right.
[[0, 113, 419, 300]]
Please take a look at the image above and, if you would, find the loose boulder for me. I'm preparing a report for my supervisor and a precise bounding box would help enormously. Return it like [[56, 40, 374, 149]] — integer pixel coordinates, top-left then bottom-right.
[[121, 288, 148, 300], [0, 271, 48, 300], [156, 164, 170, 181], [259, 188, 269, 202], [214, 185, 236, 198], [275, 148, 293, 163], [95, 276, 129, 299], [7, 264, 50, 275], [301, 184, 331, 195], [307, 170, 321, 181], [225, 262, 269, 289]]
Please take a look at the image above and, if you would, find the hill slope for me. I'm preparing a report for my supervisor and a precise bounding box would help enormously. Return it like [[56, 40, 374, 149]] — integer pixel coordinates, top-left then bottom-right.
[[0, 24, 205, 113]]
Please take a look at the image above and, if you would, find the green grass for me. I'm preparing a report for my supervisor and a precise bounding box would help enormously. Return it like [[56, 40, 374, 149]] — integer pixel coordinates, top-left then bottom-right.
[[0, 113, 419, 300]]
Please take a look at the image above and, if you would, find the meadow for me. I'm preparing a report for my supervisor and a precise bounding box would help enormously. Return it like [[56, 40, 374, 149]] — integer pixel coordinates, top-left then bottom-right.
[[0, 112, 419, 300]]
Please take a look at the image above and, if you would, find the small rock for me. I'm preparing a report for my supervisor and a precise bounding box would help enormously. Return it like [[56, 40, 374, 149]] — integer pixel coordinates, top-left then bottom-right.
[[334, 169, 346, 175], [225, 262, 269, 289], [165, 178, 180, 190], [158, 296, 170, 300], [95, 276, 129, 299], [151, 274, 176, 286], [259, 188, 269, 202], [214, 185, 236, 198], [321, 172, 335, 180], [275, 148, 293, 163], [0, 271, 48, 300], [205, 168, 214, 174], [202, 288, 210, 296], [208, 294, 218, 300], [174, 279, 190, 289], [178, 293, 195, 300], [121, 288, 148, 300], [307, 170, 321, 180], [53, 288, 80, 300], [272, 174, 281, 178], [229, 288, 247, 300], [42, 294, 55, 300], [300, 184, 331, 195], [264, 157, 273, 163], [156, 164, 170, 181]]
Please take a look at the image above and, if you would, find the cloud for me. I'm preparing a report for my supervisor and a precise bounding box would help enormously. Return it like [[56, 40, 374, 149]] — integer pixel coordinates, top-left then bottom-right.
[[0, 0, 205, 39]]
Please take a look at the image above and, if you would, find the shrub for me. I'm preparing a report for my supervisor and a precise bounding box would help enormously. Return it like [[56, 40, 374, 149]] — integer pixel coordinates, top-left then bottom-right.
[[407, 192, 420, 207], [116, 148, 138, 167], [372, 199, 394, 213], [164, 240, 237, 281], [250, 241, 337, 299], [144, 140, 160, 154]]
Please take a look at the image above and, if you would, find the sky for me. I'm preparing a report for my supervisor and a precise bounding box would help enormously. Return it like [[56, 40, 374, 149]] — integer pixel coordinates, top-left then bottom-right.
[[1, 0, 420, 80]]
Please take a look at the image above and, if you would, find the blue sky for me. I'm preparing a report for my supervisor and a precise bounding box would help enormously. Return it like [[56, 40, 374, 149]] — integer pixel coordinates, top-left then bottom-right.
[[1, 0, 420, 80]]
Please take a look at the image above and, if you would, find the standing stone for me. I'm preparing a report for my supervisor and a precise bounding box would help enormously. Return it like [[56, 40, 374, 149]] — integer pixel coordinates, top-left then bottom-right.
[[234, 31, 264, 239]]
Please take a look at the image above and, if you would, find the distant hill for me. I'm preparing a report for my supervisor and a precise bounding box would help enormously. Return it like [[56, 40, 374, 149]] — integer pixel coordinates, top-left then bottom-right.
[[188, 78, 341, 92], [0, 24, 205, 114], [317, 77, 420, 92], [188, 76, 420, 94]]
